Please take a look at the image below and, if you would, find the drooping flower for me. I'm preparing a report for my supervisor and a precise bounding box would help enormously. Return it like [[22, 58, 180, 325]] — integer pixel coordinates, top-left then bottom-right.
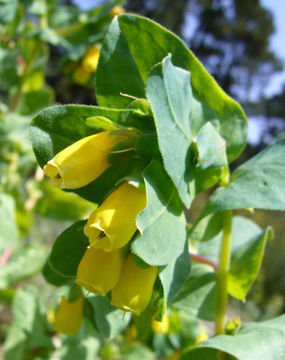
[[84, 182, 146, 252], [54, 295, 83, 336], [81, 45, 100, 73], [73, 65, 91, 85], [152, 313, 170, 334], [111, 255, 158, 315], [109, 6, 125, 18], [76, 247, 123, 296], [43, 131, 129, 189]]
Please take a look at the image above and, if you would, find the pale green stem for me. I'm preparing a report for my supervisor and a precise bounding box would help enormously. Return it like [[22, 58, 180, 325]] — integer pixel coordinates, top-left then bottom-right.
[[215, 210, 232, 336]]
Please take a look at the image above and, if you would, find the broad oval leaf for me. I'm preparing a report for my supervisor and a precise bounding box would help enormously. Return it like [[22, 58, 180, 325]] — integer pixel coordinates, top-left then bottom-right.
[[132, 160, 187, 265], [49, 221, 88, 277], [96, 14, 247, 162]]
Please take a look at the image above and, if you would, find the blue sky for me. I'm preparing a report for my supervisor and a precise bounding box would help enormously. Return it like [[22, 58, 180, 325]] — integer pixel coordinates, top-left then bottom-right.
[[261, 0, 285, 96]]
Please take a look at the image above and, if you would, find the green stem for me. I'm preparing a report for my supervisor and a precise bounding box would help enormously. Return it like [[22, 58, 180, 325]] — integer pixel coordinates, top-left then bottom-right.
[[215, 210, 232, 336]]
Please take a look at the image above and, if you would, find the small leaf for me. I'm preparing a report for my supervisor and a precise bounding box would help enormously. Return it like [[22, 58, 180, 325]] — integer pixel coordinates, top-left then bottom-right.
[[198, 216, 271, 301], [42, 260, 69, 287], [202, 133, 285, 215], [191, 122, 228, 194], [49, 221, 88, 277], [34, 180, 93, 221], [0, 243, 47, 288], [172, 264, 216, 322], [181, 314, 285, 360], [132, 160, 187, 265], [228, 226, 273, 301], [159, 241, 191, 308], [88, 295, 131, 338]]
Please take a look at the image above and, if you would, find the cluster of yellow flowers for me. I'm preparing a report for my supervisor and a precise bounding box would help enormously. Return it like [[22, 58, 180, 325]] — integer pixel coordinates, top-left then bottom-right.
[[44, 131, 158, 329]]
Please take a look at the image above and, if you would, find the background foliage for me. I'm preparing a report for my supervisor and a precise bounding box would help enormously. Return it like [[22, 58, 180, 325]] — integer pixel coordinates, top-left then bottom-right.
[[1, 0, 285, 359]]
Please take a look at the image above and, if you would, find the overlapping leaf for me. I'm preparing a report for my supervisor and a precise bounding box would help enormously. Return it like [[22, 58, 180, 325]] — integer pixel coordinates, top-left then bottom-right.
[[96, 14, 247, 162], [49, 221, 88, 277], [146, 55, 192, 207], [132, 160, 187, 266]]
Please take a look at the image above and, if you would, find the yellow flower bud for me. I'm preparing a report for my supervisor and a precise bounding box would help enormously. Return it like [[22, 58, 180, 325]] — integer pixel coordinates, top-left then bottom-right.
[[111, 255, 158, 315], [109, 6, 125, 18], [84, 183, 146, 252], [195, 330, 208, 344], [82, 45, 100, 73], [54, 295, 83, 336], [73, 64, 91, 85], [76, 247, 123, 296], [152, 313, 170, 334], [43, 131, 126, 189]]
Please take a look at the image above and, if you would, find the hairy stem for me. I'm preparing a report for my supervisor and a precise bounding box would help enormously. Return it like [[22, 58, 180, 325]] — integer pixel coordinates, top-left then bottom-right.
[[215, 210, 232, 336]]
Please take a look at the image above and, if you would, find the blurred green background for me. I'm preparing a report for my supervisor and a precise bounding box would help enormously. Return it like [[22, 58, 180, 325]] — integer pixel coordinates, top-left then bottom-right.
[[1, 0, 285, 358]]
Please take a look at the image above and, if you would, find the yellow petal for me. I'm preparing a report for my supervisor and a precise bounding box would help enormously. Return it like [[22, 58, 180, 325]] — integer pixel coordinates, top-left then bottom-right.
[[152, 313, 169, 334], [84, 183, 146, 251], [54, 295, 83, 336], [82, 45, 100, 72], [73, 65, 91, 85], [43, 131, 127, 189], [111, 255, 158, 315], [76, 247, 123, 296], [109, 6, 125, 18]]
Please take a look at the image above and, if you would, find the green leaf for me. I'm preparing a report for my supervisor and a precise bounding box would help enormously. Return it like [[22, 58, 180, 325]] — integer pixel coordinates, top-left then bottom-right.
[[49, 221, 88, 277], [190, 122, 228, 194], [0, 193, 18, 252], [34, 180, 93, 221], [172, 264, 216, 322], [197, 216, 271, 301], [88, 295, 131, 338], [146, 55, 192, 207], [202, 133, 285, 215], [181, 314, 285, 360], [0, 0, 18, 25], [159, 242, 191, 308], [132, 160, 187, 265], [189, 212, 223, 244], [4, 286, 52, 360], [3, 324, 26, 360], [42, 260, 69, 287], [228, 226, 273, 301], [51, 319, 100, 360], [0, 243, 47, 288], [120, 344, 155, 360], [17, 87, 54, 115], [96, 14, 247, 162]]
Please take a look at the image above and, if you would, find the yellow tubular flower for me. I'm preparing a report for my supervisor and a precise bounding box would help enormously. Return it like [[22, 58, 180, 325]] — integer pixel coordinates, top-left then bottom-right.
[[111, 255, 158, 315], [195, 331, 209, 344], [73, 65, 91, 85], [82, 45, 100, 72], [109, 6, 125, 18], [84, 183, 146, 252], [43, 131, 127, 189], [54, 295, 83, 336], [152, 313, 170, 334], [76, 247, 123, 296]]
